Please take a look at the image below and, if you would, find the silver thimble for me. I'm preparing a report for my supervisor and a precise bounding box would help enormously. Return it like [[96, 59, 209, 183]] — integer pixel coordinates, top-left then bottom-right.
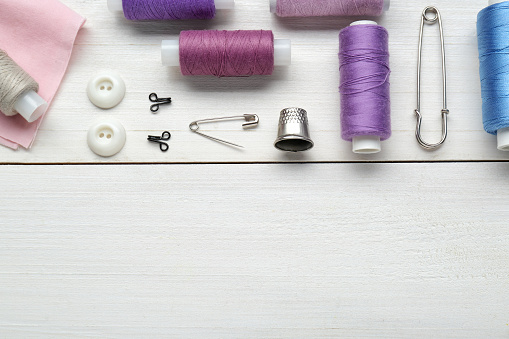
[[274, 107, 314, 152]]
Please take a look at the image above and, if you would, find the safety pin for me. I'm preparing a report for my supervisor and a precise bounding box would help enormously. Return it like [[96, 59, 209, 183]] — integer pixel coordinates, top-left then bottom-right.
[[189, 114, 259, 148], [148, 131, 171, 152], [415, 6, 449, 150], [149, 93, 172, 113]]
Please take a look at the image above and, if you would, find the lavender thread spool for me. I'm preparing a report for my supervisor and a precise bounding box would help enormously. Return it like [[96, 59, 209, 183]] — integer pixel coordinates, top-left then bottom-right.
[[162, 30, 291, 77], [107, 0, 234, 20], [270, 0, 390, 17], [339, 21, 391, 154]]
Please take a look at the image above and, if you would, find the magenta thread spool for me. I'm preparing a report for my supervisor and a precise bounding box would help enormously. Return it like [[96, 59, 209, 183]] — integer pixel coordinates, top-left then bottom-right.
[[339, 21, 391, 154], [107, 0, 234, 20], [271, 0, 390, 17], [162, 30, 291, 77]]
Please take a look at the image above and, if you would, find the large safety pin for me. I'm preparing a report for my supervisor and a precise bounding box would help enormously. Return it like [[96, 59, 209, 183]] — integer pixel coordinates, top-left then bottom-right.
[[415, 6, 449, 150], [189, 114, 259, 148]]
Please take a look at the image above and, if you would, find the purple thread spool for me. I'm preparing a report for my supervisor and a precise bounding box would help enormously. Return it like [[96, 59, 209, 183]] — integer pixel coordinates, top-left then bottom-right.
[[339, 21, 391, 154], [162, 30, 291, 77], [270, 0, 390, 17], [107, 0, 234, 20]]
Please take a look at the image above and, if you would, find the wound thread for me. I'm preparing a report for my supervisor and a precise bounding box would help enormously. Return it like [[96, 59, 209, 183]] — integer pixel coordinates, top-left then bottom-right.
[[122, 0, 216, 20], [477, 1, 509, 135], [179, 30, 275, 77], [0, 50, 39, 117], [339, 24, 391, 142], [276, 0, 385, 17]]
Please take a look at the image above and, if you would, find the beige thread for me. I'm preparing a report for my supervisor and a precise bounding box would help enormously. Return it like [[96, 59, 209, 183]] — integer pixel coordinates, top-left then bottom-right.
[[0, 50, 39, 116]]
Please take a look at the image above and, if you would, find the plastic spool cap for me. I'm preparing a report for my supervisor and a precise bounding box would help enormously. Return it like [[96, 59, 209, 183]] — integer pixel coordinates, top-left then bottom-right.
[[352, 136, 381, 154], [350, 20, 378, 26], [383, 0, 390, 11], [269, 0, 276, 13], [107, 0, 123, 12], [162, 39, 292, 66], [107, 0, 234, 12], [497, 127, 509, 151], [214, 0, 235, 9], [13, 90, 48, 123], [270, 0, 389, 13], [489, 0, 507, 5]]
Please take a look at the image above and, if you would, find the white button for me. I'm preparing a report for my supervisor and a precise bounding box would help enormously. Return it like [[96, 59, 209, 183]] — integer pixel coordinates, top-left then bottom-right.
[[87, 118, 126, 157], [87, 71, 126, 109]]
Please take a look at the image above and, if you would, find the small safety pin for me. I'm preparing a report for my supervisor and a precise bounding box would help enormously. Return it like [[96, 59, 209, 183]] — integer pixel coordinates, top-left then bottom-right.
[[148, 131, 171, 152], [415, 6, 449, 150], [189, 114, 259, 148], [149, 93, 172, 113]]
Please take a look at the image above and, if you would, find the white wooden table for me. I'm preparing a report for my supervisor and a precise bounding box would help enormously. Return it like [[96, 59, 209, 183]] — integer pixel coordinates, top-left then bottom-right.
[[2, 0, 509, 337]]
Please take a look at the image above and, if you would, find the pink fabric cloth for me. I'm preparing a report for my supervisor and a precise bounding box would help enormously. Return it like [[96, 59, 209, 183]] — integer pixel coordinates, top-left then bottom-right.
[[0, 0, 85, 149]]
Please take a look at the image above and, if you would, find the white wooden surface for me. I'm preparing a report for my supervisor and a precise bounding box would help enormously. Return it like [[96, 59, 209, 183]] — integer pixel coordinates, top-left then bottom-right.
[[1, 163, 509, 338], [0, 0, 499, 163], [2, 0, 509, 338]]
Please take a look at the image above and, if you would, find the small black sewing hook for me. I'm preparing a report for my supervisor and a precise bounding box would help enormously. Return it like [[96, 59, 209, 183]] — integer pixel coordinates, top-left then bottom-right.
[[147, 131, 171, 152], [149, 93, 172, 113]]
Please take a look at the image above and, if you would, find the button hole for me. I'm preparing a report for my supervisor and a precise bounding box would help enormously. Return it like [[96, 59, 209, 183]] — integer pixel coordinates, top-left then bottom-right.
[[99, 133, 105, 138]]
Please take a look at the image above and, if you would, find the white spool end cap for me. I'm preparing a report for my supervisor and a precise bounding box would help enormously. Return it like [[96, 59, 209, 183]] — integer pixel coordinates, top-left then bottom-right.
[[270, 0, 276, 13], [162, 38, 292, 67], [489, 0, 507, 5], [350, 20, 378, 26], [383, 0, 390, 11], [107, 0, 123, 12], [274, 39, 291, 66], [497, 127, 509, 151], [352, 136, 381, 154], [14, 90, 48, 123], [214, 0, 235, 10], [161, 40, 180, 67]]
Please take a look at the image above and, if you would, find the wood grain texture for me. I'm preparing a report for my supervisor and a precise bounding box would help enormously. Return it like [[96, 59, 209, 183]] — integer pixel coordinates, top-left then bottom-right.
[[0, 0, 503, 163], [1, 163, 509, 337]]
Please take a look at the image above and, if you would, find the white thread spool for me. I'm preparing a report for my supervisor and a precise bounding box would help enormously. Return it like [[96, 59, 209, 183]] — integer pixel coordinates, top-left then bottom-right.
[[269, 0, 390, 14], [107, 0, 235, 13], [161, 39, 292, 67]]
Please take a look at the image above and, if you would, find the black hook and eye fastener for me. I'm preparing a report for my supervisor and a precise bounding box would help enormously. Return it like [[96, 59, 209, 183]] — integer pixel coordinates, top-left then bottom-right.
[[149, 93, 172, 113], [147, 131, 171, 152]]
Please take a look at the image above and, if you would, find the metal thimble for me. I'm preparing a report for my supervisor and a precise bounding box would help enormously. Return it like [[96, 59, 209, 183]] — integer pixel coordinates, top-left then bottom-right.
[[274, 107, 314, 152]]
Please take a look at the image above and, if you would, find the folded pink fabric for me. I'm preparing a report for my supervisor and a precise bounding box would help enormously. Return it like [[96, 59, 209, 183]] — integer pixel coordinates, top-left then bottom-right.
[[0, 0, 85, 149]]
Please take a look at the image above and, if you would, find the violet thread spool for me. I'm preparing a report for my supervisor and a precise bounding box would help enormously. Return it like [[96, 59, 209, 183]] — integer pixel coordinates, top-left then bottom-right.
[[339, 21, 391, 154], [270, 0, 390, 17], [108, 0, 234, 20], [162, 30, 291, 77]]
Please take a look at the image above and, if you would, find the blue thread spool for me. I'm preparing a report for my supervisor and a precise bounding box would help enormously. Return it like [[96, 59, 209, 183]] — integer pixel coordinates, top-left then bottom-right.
[[477, 0, 509, 150]]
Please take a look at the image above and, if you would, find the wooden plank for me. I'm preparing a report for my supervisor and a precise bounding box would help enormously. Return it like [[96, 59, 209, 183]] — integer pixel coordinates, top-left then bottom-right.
[[0, 163, 508, 337], [0, 0, 504, 163]]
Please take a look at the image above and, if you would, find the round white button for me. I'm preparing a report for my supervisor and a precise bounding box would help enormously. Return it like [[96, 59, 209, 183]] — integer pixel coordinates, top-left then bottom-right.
[[87, 118, 126, 157], [87, 71, 126, 109]]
